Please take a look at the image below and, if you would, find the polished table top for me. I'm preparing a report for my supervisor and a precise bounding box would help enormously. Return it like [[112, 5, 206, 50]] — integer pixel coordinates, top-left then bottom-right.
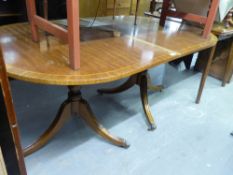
[[0, 16, 217, 85]]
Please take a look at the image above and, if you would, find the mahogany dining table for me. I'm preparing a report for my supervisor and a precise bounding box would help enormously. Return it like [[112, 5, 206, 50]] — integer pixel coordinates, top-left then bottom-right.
[[0, 16, 217, 156]]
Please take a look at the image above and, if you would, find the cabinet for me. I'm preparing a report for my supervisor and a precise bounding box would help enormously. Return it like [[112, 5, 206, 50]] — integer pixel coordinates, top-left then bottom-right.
[[195, 24, 233, 86], [0, 0, 27, 25], [106, 0, 131, 16]]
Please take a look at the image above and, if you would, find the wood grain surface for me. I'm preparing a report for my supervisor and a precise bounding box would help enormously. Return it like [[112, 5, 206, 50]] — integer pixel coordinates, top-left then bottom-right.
[[0, 16, 217, 85]]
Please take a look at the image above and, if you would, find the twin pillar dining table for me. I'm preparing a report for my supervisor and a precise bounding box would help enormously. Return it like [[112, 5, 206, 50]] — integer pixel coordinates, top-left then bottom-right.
[[0, 16, 217, 156]]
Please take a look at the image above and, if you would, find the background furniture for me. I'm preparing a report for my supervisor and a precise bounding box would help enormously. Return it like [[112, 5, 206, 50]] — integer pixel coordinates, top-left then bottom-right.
[[107, 0, 132, 16], [195, 24, 233, 86], [144, 0, 163, 17], [0, 16, 217, 155], [216, 0, 233, 23], [0, 0, 27, 25], [159, 0, 220, 38], [112, 0, 140, 25], [36, 0, 67, 19], [0, 0, 68, 26], [0, 47, 27, 175]]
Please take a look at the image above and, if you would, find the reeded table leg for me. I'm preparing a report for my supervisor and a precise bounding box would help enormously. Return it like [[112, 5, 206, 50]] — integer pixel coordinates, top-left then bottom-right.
[[98, 71, 156, 130], [138, 72, 156, 130], [24, 86, 128, 156], [196, 46, 216, 104]]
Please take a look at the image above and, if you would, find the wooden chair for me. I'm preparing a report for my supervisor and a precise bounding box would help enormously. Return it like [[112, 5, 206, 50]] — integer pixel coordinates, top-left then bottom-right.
[[0, 47, 27, 175], [26, 0, 143, 70], [149, 0, 163, 14], [26, 0, 80, 70], [159, 0, 220, 38]]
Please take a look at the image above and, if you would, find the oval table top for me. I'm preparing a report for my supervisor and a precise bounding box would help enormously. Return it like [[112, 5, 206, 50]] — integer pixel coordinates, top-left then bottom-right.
[[0, 16, 217, 86]]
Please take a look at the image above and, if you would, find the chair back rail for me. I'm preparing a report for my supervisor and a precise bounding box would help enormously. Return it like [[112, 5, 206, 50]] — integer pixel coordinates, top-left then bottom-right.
[[25, 0, 80, 70], [160, 0, 220, 38]]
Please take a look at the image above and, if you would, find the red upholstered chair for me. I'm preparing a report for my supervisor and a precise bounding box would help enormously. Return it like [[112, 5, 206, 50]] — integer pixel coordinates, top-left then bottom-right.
[[159, 0, 220, 38], [26, 0, 80, 70]]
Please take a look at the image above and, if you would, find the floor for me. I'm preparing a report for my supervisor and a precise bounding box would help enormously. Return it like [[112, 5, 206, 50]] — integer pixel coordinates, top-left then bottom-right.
[[10, 63, 233, 175]]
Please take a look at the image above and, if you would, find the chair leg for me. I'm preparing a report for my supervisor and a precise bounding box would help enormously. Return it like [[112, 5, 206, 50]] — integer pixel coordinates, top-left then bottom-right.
[[202, 0, 220, 38], [66, 0, 81, 69], [25, 0, 39, 41], [43, 0, 48, 19], [159, 0, 171, 26], [149, 0, 156, 14], [134, 0, 140, 25]]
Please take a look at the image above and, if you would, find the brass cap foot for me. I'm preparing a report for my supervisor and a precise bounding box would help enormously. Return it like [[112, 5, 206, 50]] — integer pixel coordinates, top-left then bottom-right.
[[119, 140, 130, 149], [148, 124, 156, 131]]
